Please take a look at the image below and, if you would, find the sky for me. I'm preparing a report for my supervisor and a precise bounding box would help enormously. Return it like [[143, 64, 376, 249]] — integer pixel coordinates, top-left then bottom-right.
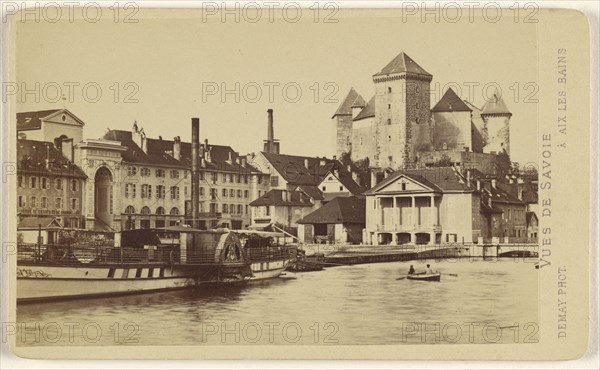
[[13, 7, 538, 165]]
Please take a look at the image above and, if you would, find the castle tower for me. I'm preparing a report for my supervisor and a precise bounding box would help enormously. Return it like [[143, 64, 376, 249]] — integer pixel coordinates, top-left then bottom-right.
[[481, 93, 512, 156], [332, 88, 364, 158], [372, 52, 432, 169]]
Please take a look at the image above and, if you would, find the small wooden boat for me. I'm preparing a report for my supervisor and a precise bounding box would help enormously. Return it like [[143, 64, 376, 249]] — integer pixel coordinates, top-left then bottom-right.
[[407, 273, 441, 282]]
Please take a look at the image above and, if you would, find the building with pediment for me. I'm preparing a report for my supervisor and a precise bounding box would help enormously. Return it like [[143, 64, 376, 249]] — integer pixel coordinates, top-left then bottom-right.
[[363, 167, 528, 245]]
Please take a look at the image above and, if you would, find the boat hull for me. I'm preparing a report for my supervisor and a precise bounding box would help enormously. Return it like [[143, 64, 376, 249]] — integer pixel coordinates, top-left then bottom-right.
[[407, 273, 441, 282], [248, 259, 290, 281], [17, 264, 195, 303]]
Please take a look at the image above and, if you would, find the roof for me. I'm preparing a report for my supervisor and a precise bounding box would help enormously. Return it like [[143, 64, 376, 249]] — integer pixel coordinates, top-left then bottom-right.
[[373, 52, 432, 77], [249, 189, 314, 207], [18, 216, 63, 229], [364, 167, 470, 195], [103, 129, 261, 173], [481, 93, 512, 116], [295, 185, 324, 201], [526, 211, 538, 225], [354, 96, 375, 121], [351, 94, 366, 108], [321, 167, 368, 195], [17, 139, 87, 178], [17, 109, 84, 131], [16, 109, 62, 130], [261, 152, 335, 186], [431, 88, 472, 112], [298, 196, 365, 224], [332, 88, 363, 118]]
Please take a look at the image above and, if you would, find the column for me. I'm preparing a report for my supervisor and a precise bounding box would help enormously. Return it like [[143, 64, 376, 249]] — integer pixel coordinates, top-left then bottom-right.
[[430, 195, 436, 226], [411, 196, 417, 229], [392, 197, 397, 228]]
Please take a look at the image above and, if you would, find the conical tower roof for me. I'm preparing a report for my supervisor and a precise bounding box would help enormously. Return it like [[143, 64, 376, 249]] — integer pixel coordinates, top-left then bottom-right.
[[481, 93, 512, 116], [431, 88, 472, 112], [373, 51, 432, 77], [332, 88, 363, 118]]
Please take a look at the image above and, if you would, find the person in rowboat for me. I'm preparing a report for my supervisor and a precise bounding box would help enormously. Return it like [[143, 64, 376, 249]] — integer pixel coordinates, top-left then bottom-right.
[[425, 264, 433, 274], [408, 265, 415, 275]]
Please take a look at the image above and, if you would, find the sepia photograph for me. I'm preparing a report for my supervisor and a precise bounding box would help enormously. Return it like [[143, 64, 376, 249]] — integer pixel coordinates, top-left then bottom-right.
[[1, 2, 595, 363]]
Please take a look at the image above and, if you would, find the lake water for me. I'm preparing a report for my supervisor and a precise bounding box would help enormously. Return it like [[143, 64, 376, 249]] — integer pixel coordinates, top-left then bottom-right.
[[16, 258, 539, 346]]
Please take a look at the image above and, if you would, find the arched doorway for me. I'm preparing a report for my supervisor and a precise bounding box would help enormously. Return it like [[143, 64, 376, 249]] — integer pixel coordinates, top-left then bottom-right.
[[94, 167, 113, 227]]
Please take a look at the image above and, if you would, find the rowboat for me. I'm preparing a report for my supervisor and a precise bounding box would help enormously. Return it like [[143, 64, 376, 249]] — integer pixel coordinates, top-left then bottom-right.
[[407, 273, 441, 282]]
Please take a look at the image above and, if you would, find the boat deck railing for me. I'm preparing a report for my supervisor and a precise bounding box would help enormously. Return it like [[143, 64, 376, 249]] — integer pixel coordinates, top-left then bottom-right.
[[17, 243, 297, 266], [17, 243, 179, 265]]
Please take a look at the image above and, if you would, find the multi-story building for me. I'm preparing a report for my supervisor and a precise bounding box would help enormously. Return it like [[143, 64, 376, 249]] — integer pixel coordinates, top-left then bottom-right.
[[101, 124, 270, 230], [16, 138, 87, 244]]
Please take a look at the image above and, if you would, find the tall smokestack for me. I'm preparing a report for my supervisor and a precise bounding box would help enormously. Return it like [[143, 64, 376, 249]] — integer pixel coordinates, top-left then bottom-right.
[[267, 109, 274, 153], [191, 118, 200, 229]]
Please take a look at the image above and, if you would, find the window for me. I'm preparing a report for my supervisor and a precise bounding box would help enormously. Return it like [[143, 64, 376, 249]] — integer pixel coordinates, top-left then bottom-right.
[[339, 186, 344, 191], [170, 207, 179, 215], [212, 173, 217, 184], [222, 174, 227, 182], [210, 203, 218, 213], [401, 182, 406, 191], [71, 179, 78, 191], [41, 178, 48, 189], [156, 185, 165, 199], [322, 186, 326, 191], [141, 206, 151, 215], [141, 184, 152, 198], [236, 175, 241, 183], [71, 198, 79, 210], [237, 205, 243, 214], [244, 190, 249, 198], [170, 186, 180, 200], [245, 205, 249, 214], [222, 188, 228, 197], [229, 174, 234, 183], [265, 206, 271, 216], [388, 156, 393, 162], [41, 197, 48, 208], [243, 175, 248, 184], [156, 207, 165, 215], [184, 171, 188, 179], [125, 206, 135, 214], [237, 190, 242, 198], [270, 176, 279, 187], [223, 204, 229, 213], [230, 189, 235, 198], [200, 187, 205, 197], [258, 176, 262, 185], [56, 198, 63, 209], [125, 184, 136, 198], [127, 166, 137, 176], [17, 176, 23, 188], [199, 172, 204, 181], [30, 196, 37, 207], [388, 103, 391, 109], [18, 196, 25, 207], [184, 186, 188, 196], [155, 169, 165, 178], [387, 118, 392, 125], [170, 170, 179, 179], [388, 87, 392, 93], [55, 178, 62, 190], [141, 168, 150, 177], [30, 177, 37, 189], [210, 188, 217, 200], [388, 135, 391, 141]]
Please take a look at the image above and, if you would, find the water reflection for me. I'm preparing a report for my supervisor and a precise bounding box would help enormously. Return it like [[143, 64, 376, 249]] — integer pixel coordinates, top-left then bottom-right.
[[17, 258, 538, 346]]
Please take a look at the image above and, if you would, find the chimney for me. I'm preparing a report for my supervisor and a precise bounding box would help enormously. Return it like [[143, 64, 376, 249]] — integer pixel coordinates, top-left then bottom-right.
[[352, 171, 359, 182], [60, 137, 74, 162], [476, 179, 481, 191], [333, 169, 339, 178], [319, 158, 326, 166], [241, 157, 247, 167], [346, 164, 352, 172], [264, 109, 278, 154], [491, 179, 496, 189], [227, 151, 233, 164], [173, 136, 181, 161], [205, 139, 212, 163], [466, 170, 471, 188], [333, 155, 337, 161], [304, 158, 309, 169], [370, 170, 378, 188], [191, 118, 200, 229]]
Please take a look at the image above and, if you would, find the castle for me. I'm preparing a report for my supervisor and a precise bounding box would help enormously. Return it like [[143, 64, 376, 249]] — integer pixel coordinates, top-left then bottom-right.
[[332, 52, 512, 173]]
